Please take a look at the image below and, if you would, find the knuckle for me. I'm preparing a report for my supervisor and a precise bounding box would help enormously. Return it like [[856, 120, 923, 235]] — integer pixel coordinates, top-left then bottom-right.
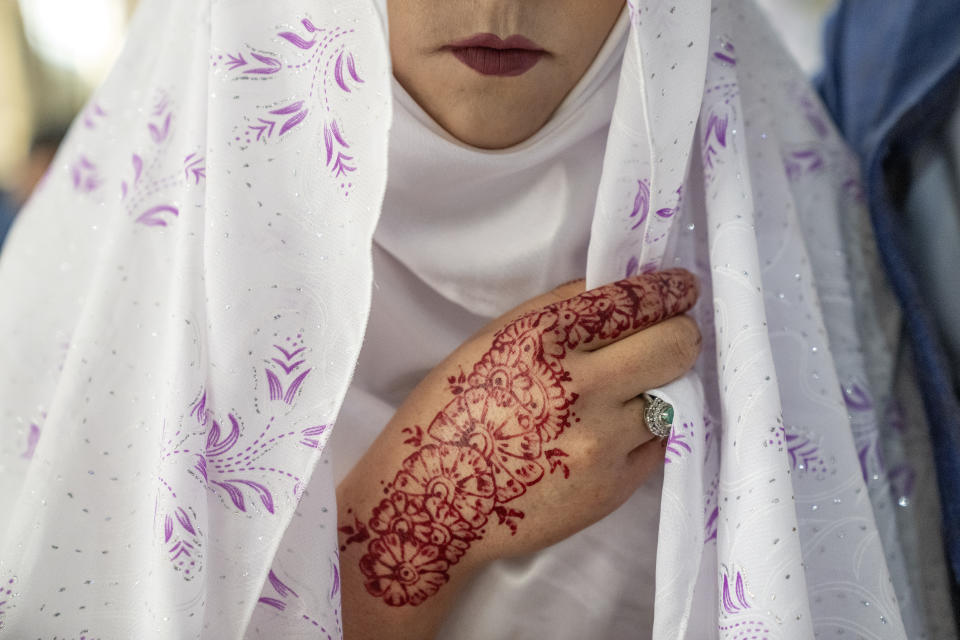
[[667, 316, 702, 364]]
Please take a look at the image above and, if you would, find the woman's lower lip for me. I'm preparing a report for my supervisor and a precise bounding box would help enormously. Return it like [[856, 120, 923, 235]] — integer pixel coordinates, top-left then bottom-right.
[[449, 47, 544, 77]]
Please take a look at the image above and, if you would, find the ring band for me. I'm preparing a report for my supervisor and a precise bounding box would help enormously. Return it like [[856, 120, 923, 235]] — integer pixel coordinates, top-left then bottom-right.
[[643, 393, 674, 439]]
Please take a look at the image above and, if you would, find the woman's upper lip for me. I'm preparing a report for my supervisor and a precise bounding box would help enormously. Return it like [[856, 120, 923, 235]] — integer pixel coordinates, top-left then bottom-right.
[[445, 33, 545, 52]]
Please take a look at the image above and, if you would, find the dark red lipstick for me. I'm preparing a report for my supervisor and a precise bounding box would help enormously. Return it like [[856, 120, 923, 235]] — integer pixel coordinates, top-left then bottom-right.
[[445, 34, 546, 77]]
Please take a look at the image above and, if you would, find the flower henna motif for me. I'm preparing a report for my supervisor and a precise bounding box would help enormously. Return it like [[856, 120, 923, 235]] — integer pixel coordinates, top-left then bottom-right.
[[346, 270, 696, 606], [360, 534, 450, 606], [394, 444, 496, 527]]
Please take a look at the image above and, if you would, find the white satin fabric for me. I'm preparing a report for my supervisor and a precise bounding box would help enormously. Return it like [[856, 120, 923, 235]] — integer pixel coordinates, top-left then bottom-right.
[[0, 0, 927, 638]]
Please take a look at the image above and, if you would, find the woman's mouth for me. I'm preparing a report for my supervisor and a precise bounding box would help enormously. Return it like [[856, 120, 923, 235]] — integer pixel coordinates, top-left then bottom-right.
[[444, 34, 546, 77]]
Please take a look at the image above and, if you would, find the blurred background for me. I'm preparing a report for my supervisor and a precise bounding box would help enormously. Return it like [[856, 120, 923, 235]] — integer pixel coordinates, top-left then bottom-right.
[[0, 0, 836, 240]]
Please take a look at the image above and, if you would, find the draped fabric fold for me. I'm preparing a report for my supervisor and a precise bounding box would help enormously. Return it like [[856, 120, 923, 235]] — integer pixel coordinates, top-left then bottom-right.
[[0, 0, 927, 637]]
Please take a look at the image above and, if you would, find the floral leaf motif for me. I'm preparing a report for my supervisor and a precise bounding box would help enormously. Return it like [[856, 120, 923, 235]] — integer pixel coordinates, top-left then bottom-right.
[[785, 429, 827, 474], [267, 369, 284, 401], [704, 505, 719, 543], [175, 507, 196, 535], [720, 566, 751, 614], [704, 112, 729, 147], [213, 479, 275, 514], [664, 422, 694, 464], [323, 120, 356, 178], [71, 156, 102, 194], [206, 414, 240, 458], [629, 179, 650, 230], [331, 562, 341, 599], [283, 370, 310, 404], [247, 52, 281, 75], [164, 515, 174, 543], [268, 569, 298, 598], [21, 423, 40, 459], [278, 31, 316, 49], [194, 454, 208, 481], [148, 112, 172, 143], [183, 153, 206, 184], [334, 51, 364, 92], [842, 382, 872, 411], [258, 596, 286, 611], [135, 205, 179, 227], [300, 424, 328, 449], [713, 41, 737, 65], [225, 52, 247, 70], [271, 356, 303, 375]]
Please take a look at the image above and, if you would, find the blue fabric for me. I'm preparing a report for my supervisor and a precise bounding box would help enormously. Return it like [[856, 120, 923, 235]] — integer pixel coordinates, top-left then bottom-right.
[[819, 0, 960, 583]]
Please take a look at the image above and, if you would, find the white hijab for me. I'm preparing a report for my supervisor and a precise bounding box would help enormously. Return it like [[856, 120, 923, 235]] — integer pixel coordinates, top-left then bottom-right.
[[0, 0, 930, 637]]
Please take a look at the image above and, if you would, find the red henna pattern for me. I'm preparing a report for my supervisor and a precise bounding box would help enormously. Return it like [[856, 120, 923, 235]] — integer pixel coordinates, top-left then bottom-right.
[[346, 270, 696, 606]]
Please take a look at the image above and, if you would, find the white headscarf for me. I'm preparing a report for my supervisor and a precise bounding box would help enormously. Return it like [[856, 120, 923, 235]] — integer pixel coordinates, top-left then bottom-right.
[[0, 0, 929, 637]]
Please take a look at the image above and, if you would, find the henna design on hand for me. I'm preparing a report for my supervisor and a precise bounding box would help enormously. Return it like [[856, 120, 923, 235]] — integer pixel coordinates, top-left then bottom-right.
[[341, 270, 696, 606]]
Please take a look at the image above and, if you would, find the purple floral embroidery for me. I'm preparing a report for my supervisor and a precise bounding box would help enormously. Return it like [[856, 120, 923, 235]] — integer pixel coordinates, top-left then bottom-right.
[[258, 567, 337, 637], [765, 423, 830, 475], [260, 570, 299, 611], [718, 618, 771, 640], [713, 40, 736, 66], [334, 51, 364, 93], [156, 336, 316, 580], [783, 427, 829, 476], [225, 19, 364, 194], [117, 92, 189, 228], [0, 576, 14, 629], [702, 111, 730, 172], [21, 419, 41, 459], [300, 424, 329, 449], [784, 148, 825, 180], [202, 414, 278, 514], [324, 120, 356, 179], [704, 505, 719, 544], [71, 155, 102, 194], [250, 101, 309, 141], [136, 204, 179, 227], [664, 421, 694, 464], [842, 382, 873, 411], [163, 506, 201, 576], [183, 153, 206, 184], [704, 473, 720, 544], [719, 565, 751, 614], [82, 102, 107, 129], [704, 112, 729, 148], [266, 336, 312, 405], [629, 179, 650, 230]]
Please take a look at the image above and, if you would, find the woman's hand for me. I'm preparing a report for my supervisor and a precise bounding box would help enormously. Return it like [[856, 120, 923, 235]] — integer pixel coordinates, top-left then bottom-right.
[[337, 269, 700, 639]]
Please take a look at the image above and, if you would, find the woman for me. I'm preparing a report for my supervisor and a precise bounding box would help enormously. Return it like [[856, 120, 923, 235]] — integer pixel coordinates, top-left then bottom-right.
[[0, 0, 936, 638]]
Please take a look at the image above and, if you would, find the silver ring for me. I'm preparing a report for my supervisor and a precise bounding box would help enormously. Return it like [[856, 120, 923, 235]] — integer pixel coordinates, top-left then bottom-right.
[[643, 393, 674, 439]]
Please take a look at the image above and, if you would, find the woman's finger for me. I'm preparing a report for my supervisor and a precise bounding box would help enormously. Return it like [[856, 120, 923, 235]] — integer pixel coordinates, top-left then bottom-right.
[[625, 435, 668, 487], [579, 314, 701, 402], [618, 395, 657, 450], [550, 269, 699, 353]]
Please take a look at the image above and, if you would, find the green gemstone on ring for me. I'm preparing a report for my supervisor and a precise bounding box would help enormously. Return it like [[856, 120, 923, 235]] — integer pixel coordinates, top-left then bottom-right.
[[661, 405, 674, 425]]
